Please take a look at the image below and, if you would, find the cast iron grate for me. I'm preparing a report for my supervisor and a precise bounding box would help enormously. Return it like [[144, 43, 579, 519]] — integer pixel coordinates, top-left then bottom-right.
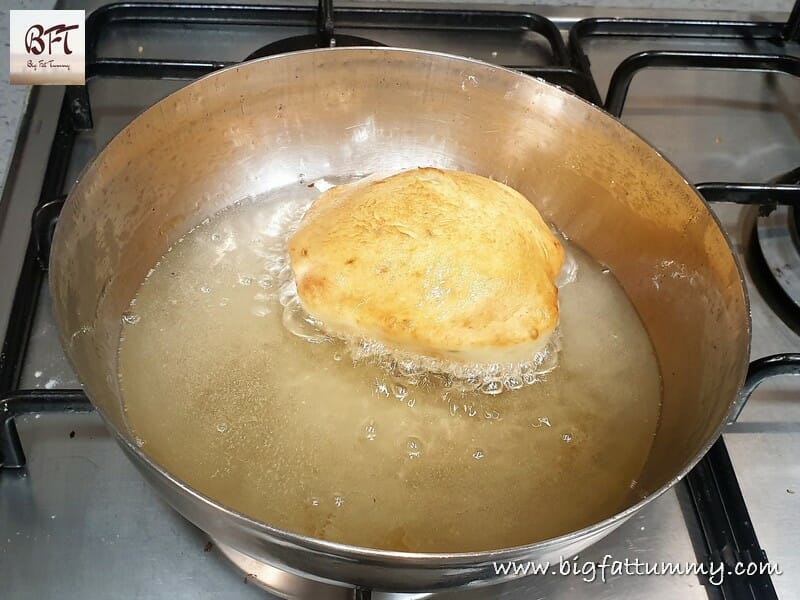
[[65, 0, 598, 131], [3, 3, 800, 600]]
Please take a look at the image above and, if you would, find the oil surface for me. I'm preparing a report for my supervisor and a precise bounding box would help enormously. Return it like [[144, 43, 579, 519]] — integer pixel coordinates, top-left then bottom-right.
[[118, 182, 662, 553]]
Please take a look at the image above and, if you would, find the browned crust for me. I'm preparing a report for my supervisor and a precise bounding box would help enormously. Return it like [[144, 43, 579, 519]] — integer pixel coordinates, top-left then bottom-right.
[[288, 168, 565, 362]]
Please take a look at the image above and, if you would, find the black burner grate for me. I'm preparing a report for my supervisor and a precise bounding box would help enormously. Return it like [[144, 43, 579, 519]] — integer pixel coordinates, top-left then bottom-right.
[[3, 3, 800, 599]]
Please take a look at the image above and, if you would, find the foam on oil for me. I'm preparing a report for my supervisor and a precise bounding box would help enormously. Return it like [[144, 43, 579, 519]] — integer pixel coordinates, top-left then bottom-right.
[[118, 180, 663, 553]]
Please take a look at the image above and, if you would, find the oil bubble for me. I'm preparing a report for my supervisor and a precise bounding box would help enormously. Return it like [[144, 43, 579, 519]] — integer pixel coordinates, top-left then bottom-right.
[[480, 380, 504, 396], [364, 419, 377, 441], [504, 376, 524, 390], [392, 383, 408, 400], [406, 437, 422, 460], [121, 311, 140, 325]]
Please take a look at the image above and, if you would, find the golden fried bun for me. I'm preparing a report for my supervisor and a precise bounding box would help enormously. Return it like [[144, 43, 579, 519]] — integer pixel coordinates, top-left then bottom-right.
[[288, 168, 565, 364]]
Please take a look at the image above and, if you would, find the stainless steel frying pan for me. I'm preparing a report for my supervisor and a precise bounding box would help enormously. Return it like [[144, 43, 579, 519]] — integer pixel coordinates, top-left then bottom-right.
[[49, 48, 750, 593]]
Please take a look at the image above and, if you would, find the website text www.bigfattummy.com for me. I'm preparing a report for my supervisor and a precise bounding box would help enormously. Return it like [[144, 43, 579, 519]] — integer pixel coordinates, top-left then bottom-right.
[[493, 555, 783, 587]]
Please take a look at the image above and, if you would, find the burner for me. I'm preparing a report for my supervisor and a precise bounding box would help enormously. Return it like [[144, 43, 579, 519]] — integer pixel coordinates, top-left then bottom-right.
[[245, 34, 385, 61], [752, 167, 800, 332], [214, 540, 427, 599], [244, 0, 384, 61]]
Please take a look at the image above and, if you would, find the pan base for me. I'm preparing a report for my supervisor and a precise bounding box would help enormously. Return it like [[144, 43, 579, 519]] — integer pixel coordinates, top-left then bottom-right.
[[215, 540, 429, 599]]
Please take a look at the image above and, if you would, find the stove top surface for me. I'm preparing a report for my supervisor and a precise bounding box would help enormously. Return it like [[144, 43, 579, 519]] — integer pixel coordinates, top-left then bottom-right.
[[1, 2, 799, 599]]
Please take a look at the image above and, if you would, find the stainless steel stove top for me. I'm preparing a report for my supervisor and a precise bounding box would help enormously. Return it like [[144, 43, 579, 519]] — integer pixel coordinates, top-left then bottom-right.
[[1, 2, 799, 598]]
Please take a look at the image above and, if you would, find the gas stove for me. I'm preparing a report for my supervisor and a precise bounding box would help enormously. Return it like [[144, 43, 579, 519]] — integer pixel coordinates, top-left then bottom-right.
[[1, 2, 799, 599]]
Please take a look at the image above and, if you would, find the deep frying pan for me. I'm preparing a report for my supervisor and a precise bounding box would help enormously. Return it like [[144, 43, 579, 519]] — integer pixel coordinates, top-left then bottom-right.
[[50, 47, 751, 592]]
